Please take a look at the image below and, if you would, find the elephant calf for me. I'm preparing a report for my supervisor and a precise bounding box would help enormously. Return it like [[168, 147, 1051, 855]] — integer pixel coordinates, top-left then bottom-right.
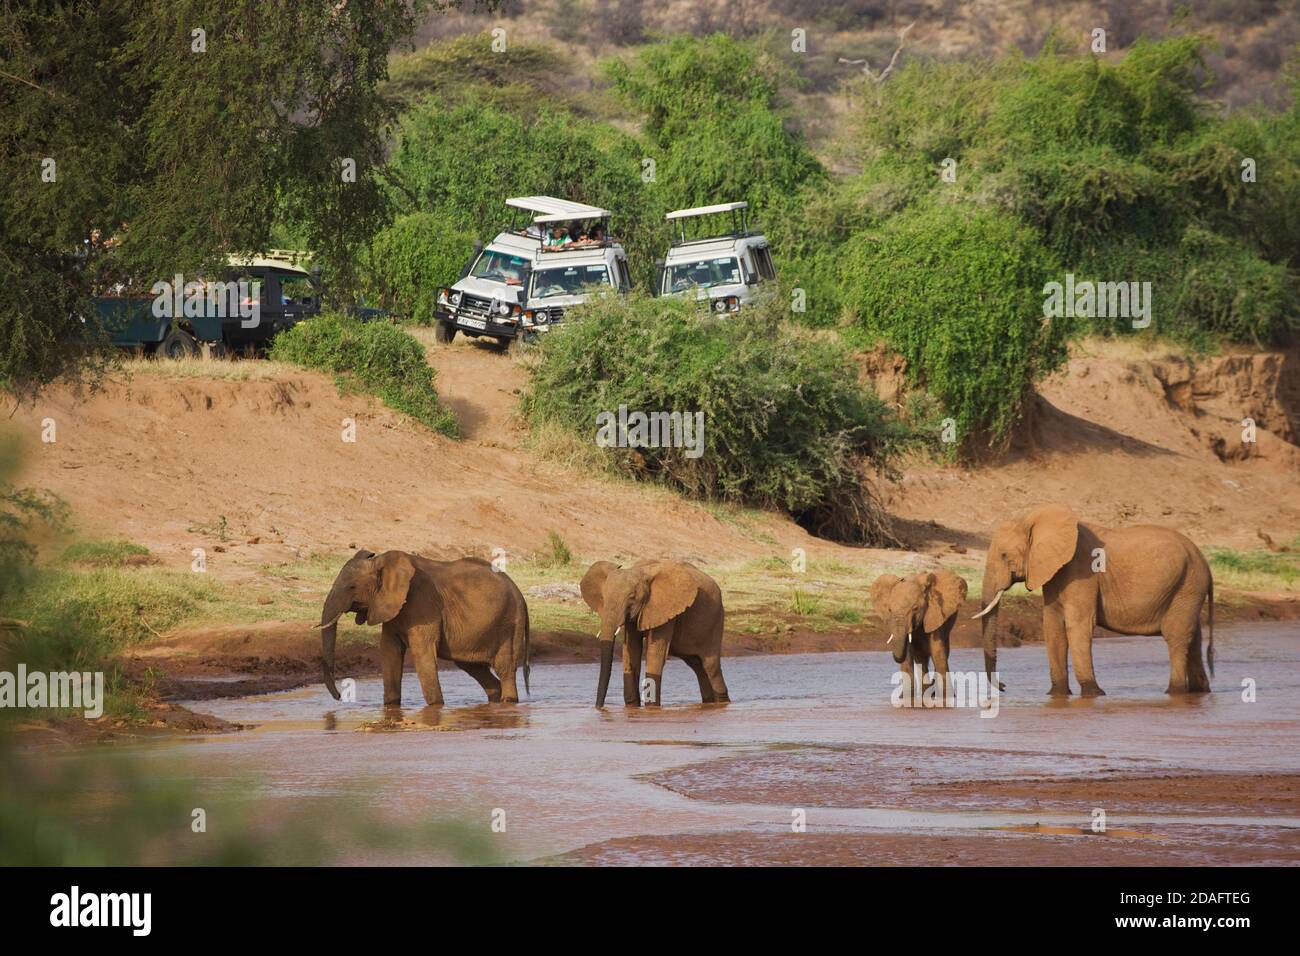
[[318, 549, 530, 707], [580, 559, 729, 707], [870, 570, 968, 703]]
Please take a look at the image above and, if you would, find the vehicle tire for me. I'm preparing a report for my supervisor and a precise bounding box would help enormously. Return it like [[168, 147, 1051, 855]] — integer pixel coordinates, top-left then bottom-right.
[[157, 328, 199, 359], [434, 322, 457, 345]]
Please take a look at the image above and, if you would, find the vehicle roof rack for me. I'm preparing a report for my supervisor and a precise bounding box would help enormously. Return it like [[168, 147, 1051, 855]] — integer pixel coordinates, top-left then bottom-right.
[[505, 196, 610, 223], [664, 201, 748, 221]]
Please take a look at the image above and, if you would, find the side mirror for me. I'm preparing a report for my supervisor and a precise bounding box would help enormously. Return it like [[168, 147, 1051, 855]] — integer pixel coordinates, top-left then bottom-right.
[[744, 270, 758, 285], [654, 259, 666, 296], [472, 240, 484, 254]]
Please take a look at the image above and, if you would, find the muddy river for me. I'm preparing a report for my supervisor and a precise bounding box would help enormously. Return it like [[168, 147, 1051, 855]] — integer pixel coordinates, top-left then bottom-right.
[[105, 624, 1300, 864]]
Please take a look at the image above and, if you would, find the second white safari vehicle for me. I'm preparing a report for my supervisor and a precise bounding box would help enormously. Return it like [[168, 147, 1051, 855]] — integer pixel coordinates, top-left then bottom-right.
[[657, 201, 777, 314], [435, 196, 629, 348]]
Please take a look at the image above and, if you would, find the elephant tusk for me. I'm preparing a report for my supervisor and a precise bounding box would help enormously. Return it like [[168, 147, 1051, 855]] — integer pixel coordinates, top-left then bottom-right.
[[886, 633, 894, 644], [614, 624, 623, 638], [972, 589, 1004, 619], [907, 631, 912, 644]]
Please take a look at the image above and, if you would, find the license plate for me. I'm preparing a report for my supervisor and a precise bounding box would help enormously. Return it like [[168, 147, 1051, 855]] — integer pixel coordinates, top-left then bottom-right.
[[458, 316, 487, 330]]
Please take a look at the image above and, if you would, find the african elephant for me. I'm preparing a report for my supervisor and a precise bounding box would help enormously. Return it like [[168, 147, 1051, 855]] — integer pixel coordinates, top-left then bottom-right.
[[318, 549, 530, 707], [580, 559, 729, 708], [870, 570, 968, 702], [974, 504, 1214, 696]]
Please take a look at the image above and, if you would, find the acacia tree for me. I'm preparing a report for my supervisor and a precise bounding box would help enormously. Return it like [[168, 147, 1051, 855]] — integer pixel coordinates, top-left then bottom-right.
[[0, 0, 467, 395]]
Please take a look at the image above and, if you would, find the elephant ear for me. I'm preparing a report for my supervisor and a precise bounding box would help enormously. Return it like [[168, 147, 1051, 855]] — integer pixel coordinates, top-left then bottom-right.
[[869, 574, 901, 615], [638, 562, 700, 632], [1024, 504, 1079, 592], [580, 561, 618, 615], [369, 551, 416, 626], [923, 570, 968, 632]]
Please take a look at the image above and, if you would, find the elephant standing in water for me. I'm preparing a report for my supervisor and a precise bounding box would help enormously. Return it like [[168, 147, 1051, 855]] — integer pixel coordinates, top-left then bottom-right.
[[974, 504, 1214, 696], [318, 550, 530, 706], [870, 570, 968, 702], [580, 559, 729, 707]]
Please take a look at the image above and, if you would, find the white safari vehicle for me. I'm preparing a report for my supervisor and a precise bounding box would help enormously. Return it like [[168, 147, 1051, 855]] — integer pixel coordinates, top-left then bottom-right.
[[657, 201, 776, 314], [520, 205, 631, 336], [435, 196, 629, 347]]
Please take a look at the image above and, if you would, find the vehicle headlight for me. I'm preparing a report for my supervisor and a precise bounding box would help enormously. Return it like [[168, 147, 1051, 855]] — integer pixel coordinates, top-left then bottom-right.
[[497, 302, 510, 316], [712, 299, 727, 313], [450, 291, 462, 305], [535, 310, 549, 324]]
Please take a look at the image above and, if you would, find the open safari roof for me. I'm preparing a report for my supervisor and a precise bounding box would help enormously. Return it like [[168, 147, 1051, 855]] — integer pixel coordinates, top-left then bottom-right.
[[506, 196, 611, 224], [664, 201, 748, 221], [665, 201, 754, 246]]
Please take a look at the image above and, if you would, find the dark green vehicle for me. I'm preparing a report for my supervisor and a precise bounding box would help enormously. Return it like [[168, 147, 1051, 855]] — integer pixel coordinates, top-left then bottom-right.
[[96, 254, 321, 357]]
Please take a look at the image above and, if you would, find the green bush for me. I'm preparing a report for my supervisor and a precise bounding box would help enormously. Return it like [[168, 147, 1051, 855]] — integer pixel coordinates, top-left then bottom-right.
[[848, 36, 1299, 349], [269, 312, 458, 437], [842, 203, 1069, 448], [524, 293, 899, 543], [362, 213, 475, 322], [387, 98, 661, 287]]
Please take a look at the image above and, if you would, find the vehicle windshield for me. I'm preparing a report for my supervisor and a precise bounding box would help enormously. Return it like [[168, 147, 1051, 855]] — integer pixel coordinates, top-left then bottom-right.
[[530, 264, 610, 299], [664, 257, 741, 293], [470, 250, 529, 286]]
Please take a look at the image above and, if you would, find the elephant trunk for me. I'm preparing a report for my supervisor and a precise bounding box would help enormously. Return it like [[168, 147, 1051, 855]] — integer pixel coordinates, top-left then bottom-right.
[[595, 639, 615, 708], [890, 629, 909, 665], [978, 582, 1004, 688], [319, 581, 353, 702], [321, 620, 341, 701]]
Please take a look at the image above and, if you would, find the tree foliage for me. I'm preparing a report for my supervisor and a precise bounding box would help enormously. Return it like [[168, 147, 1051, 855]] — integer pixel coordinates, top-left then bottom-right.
[[0, 0, 434, 394]]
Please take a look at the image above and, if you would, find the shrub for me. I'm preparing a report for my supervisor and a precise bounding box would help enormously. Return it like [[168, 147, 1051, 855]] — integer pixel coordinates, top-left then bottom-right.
[[269, 312, 458, 437], [361, 213, 475, 322], [842, 203, 1069, 448], [524, 293, 899, 544]]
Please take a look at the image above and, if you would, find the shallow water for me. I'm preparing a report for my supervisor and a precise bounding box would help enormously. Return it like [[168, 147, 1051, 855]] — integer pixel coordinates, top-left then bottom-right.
[[106, 624, 1300, 862]]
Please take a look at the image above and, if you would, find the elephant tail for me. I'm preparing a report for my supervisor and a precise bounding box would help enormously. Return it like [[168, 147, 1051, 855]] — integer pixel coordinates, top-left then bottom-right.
[[1206, 576, 1215, 679]]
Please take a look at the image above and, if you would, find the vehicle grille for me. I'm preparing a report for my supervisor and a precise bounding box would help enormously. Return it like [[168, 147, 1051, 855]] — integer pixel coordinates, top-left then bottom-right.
[[458, 293, 495, 321], [540, 306, 564, 323]]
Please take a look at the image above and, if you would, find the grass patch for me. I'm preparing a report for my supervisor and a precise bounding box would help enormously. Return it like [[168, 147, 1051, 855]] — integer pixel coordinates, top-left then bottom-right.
[[61, 539, 153, 567], [1208, 545, 1300, 592], [269, 311, 458, 437]]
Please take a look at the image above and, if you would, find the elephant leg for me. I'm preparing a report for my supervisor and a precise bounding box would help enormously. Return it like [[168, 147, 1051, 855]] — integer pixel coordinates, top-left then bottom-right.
[[680, 654, 716, 703], [930, 635, 951, 707], [380, 627, 406, 707], [456, 661, 503, 703], [407, 624, 445, 706], [1065, 608, 1104, 697], [622, 629, 644, 706], [1162, 605, 1204, 694], [492, 642, 519, 703], [1186, 624, 1210, 693], [1043, 605, 1071, 697], [702, 655, 730, 703], [642, 626, 672, 706]]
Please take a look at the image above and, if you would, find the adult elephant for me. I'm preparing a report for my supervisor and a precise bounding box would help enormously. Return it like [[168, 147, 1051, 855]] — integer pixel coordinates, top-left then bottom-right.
[[317, 549, 530, 706], [974, 504, 1213, 697], [870, 569, 968, 703], [580, 559, 729, 708]]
